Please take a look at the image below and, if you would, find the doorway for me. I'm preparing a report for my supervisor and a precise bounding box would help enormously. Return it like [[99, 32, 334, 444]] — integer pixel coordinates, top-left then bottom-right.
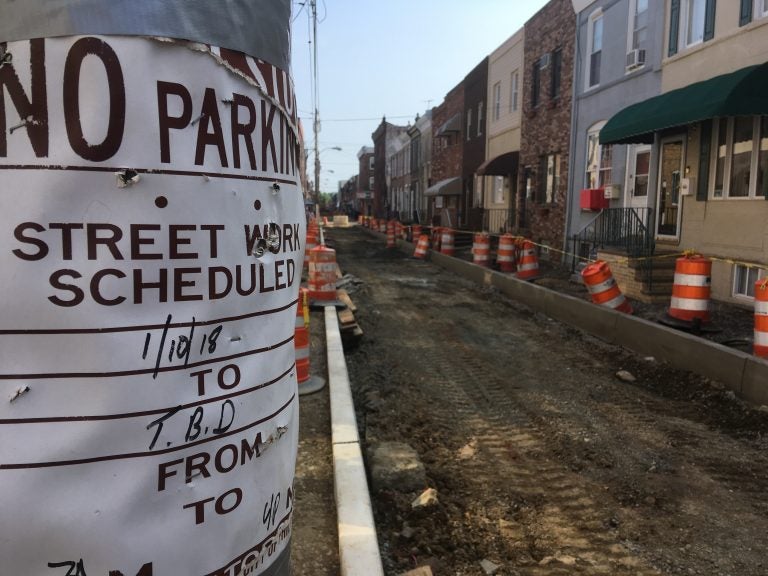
[[656, 137, 684, 238]]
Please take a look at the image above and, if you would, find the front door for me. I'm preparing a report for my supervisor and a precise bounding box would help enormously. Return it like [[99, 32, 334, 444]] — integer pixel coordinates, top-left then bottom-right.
[[626, 144, 652, 210], [656, 138, 684, 238]]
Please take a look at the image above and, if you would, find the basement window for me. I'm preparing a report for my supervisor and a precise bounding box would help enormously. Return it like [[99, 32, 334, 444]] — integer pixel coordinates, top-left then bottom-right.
[[733, 264, 765, 299]]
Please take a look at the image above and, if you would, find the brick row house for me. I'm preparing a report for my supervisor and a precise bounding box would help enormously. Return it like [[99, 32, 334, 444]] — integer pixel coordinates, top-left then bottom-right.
[[353, 0, 768, 308]]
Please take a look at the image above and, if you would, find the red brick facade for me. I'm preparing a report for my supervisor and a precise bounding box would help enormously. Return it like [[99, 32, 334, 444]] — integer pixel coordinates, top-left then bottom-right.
[[430, 83, 464, 225], [518, 0, 575, 252]]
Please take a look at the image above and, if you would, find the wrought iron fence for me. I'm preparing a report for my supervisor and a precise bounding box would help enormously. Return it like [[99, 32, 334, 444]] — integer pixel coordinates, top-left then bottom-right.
[[571, 208, 655, 272]]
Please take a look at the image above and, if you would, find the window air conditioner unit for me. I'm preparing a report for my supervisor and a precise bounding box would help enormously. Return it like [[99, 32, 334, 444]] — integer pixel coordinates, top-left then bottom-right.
[[626, 48, 646, 70], [539, 52, 551, 69], [603, 184, 621, 199]]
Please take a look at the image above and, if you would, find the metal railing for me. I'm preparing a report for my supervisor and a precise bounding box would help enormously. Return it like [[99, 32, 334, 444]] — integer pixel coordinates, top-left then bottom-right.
[[571, 207, 655, 272]]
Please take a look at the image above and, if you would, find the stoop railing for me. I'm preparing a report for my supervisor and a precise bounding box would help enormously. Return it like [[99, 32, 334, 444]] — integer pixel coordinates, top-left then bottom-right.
[[571, 208, 656, 283]]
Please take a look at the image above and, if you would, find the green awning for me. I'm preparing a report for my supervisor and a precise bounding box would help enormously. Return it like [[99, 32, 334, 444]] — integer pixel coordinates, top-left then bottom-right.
[[600, 62, 768, 145]]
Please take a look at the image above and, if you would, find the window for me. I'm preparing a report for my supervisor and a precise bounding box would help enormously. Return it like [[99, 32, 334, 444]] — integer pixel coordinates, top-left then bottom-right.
[[492, 176, 505, 204], [670, 0, 715, 55], [587, 11, 603, 88], [369, 156, 374, 170], [629, 0, 649, 51], [710, 116, 768, 199], [368, 176, 374, 189], [510, 70, 519, 112], [478, 102, 483, 136], [531, 60, 541, 107], [585, 123, 612, 189], [493, 82, 501, 121], [733, 264, 765, 298], [538, 153, 560, 203], [550, 49, 562, 99], [685, 0, 707, 45], [467, 112, 471, 141]]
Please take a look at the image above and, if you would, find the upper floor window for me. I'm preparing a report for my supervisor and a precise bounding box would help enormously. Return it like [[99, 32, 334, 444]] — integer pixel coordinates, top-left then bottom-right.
[[739, 0, 768, 25], [368, 156, 374, 171], [630, 0, 649, 51], [587, 11, 603, 88], [532, 60, 542, 107], [477, 102, 484, 136], [710, 116, 768, 199], [466, 113, 472, 141], [550, 49, 562, 99], [669, 0, 715, 56], [510, 70, 519, 112], [493, 82, 502, 121]]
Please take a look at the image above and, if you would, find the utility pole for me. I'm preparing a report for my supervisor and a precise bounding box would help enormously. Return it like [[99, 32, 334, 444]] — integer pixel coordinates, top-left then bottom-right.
[[312, 0, 321, 220]]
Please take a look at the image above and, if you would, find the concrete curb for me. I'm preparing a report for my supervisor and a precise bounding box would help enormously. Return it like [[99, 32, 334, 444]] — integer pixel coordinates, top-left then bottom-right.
[[324, 306, 385, 576], [365, 231, 768, 406]]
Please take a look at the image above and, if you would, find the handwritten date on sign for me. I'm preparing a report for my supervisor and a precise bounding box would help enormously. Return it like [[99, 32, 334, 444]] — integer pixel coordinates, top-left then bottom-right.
[[141, 314, 223, 378]]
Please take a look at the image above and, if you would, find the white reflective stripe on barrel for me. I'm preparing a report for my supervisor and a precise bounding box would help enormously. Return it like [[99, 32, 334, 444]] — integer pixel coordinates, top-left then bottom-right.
[[497, 255, 514, 262], [295, 347, 310, 360], [755, 331, 768, 346], [602, 293, 627, 310], [673, 272, 711, 286], [295, 317, 304, 327], [755, 301, 768, 316], [670, 296, 709, 311], [585, 277, 616, 294], [518, 263, 538, 271], [309, 263, 337, 272]]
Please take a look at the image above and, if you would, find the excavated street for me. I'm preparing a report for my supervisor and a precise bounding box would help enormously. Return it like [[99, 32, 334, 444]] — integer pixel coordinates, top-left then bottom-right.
[[320, 225, 768, 576]]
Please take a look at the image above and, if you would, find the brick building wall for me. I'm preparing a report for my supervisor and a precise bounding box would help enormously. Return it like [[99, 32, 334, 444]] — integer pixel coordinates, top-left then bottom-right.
[[519, 0, 575, 254], [431, 83, 464, 226], [463, 57, 488, 229]]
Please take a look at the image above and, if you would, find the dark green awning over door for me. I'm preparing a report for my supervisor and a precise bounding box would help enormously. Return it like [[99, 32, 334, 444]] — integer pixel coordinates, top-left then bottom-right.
[[600, 62, 768, 145]]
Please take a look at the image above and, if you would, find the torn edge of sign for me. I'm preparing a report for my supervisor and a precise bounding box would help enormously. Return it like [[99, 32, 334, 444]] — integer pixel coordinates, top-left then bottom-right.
[[150, 37, 301, 146]]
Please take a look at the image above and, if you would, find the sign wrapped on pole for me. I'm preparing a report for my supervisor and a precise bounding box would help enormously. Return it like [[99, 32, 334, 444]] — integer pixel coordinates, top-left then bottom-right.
[[0, 1, 301, 574]]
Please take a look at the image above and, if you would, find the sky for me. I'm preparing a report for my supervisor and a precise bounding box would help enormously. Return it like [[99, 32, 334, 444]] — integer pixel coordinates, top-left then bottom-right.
[[289, 0, 549, 193]]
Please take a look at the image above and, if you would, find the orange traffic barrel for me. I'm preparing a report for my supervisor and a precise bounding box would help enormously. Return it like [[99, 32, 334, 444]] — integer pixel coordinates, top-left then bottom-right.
[[431, 227, 441, 252], [305, 225, 319, 269], [395, 221, 404, 240], [472, 233, 491, 267], [581, 260, 633, 314], [295, 287, 326, 395], [386, 220, 396, 248], [668, 254, 711, 322], [411, 224, 422, 242], [413, 234, 430, 259], [370, 218, 377, 230], [516, 240, 539, 280], [440, 228, 455, 256], [308, 245, 339, 305], [755, 279, 768, 358], [496, 233, 516, 273], [379, 220, 387, 233]]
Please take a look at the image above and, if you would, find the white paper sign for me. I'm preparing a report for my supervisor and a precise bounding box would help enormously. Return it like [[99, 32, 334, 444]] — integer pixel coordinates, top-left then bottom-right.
[[0, 36, 303, 575]]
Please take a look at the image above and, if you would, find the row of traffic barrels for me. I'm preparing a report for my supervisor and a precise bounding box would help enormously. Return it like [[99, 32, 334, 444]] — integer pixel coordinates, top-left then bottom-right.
[[360, 220, 768, 358]]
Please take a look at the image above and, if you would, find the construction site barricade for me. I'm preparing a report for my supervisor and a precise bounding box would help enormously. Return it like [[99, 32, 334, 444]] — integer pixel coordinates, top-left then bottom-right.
[[516, 240, 539, 280], [386, 220, 396, 248], [472, 233, 491, 267], [379, 220, 387, 233], [668, 254, 711, 323], [295, 287, 326, 395], [440, 228, 455, 256], [305, 222, 319, 269], [497, 233, 516, 272], [309, 245, 339, 304], [411, 224, 422, 242], [431, 227, 442, 252], [581, 260, 633, 314], [413, 235, 430, 259], [755, 279, 768, 358]]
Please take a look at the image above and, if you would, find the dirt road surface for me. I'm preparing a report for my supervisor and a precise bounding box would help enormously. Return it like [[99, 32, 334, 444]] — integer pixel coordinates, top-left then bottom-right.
[[328, 226, 768, 576]]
